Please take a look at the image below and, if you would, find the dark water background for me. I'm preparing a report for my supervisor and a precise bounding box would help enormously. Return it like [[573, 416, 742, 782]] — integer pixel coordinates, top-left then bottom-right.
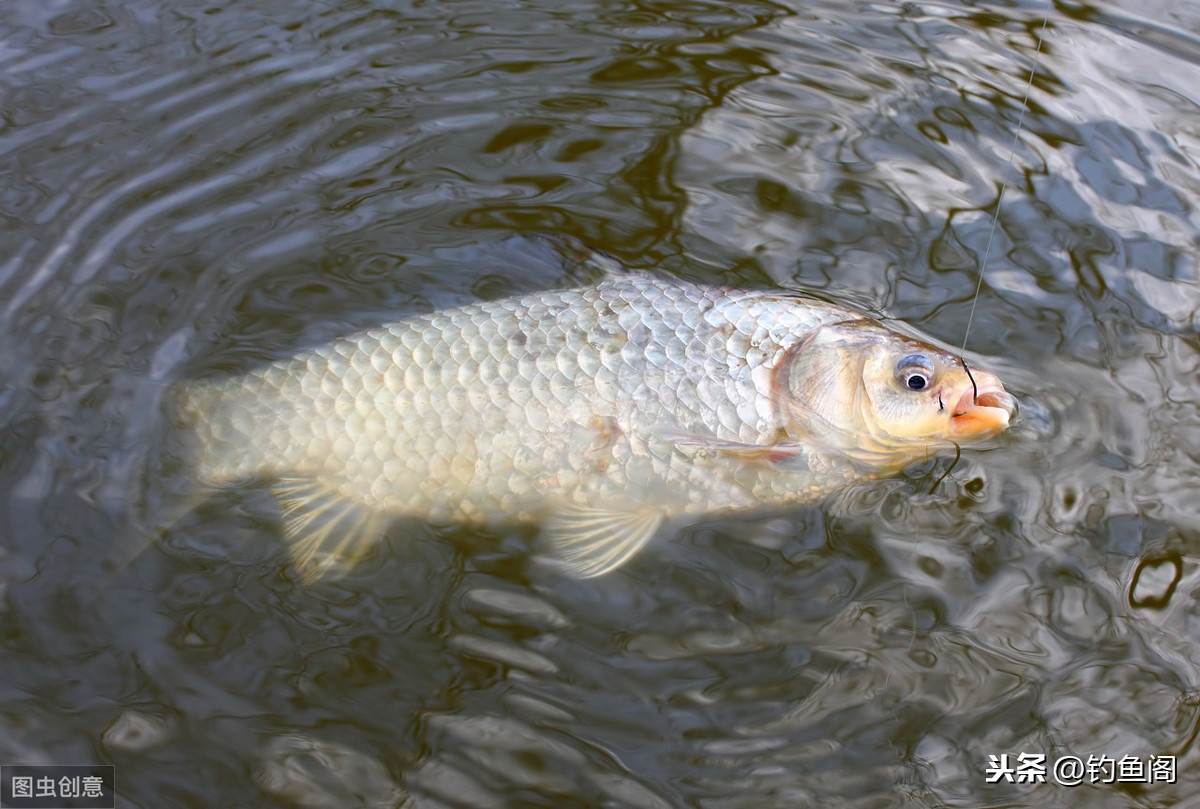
[[2, 0, 1200, 806]]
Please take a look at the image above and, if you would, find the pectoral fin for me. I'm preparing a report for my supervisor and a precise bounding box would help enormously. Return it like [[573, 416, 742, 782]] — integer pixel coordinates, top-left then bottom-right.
[[271, 477, 389, 582], [661, 429, 808, 466], [543, 502, 664, 578]]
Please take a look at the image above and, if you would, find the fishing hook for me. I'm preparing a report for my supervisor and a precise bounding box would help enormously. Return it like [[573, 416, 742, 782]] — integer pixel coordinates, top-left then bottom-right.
[[960, 355, 978, 402], [929, 440, 962, 495]]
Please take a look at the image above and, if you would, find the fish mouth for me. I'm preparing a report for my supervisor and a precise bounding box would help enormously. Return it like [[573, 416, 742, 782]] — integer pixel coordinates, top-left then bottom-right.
[[950, 385, 1016, 438]]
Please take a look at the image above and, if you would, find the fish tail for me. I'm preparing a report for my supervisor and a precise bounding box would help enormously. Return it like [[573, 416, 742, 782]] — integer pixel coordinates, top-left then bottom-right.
[[170, 379, 218, 482], [104, 378, 219, 579], [135, 376, 390, 583], [170, 377, 265, 486]]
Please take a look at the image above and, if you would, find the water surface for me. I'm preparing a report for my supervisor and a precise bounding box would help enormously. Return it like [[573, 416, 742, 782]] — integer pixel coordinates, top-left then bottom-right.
[[1, 1, 1199, 806]]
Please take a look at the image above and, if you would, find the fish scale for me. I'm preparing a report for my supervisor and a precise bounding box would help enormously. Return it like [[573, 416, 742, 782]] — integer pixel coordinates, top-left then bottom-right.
[[172, 271, 1013, 578]]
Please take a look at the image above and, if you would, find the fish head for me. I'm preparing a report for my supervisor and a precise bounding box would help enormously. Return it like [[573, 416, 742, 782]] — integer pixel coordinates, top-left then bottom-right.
[[778, 320, 1016, 467]]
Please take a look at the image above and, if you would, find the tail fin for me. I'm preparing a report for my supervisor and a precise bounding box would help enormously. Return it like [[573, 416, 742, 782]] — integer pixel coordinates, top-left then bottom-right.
[[108, 376, 216, 576], [119, 376, 390, 583]]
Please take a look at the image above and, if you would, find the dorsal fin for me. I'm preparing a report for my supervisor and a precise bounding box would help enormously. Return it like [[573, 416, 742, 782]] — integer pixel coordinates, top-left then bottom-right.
[[532, 233, 630, 281]]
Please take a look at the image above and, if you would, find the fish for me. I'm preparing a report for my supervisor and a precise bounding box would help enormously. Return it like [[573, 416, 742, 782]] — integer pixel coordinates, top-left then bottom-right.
[[169, 253, 1015, 579]]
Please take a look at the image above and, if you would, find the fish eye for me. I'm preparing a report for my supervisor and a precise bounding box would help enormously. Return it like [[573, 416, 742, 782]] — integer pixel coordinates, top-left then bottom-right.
[[895, 355, 936, 392]]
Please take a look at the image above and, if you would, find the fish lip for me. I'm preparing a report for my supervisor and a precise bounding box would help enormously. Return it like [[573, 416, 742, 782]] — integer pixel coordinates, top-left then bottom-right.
[[950, 386, 1016, 436]]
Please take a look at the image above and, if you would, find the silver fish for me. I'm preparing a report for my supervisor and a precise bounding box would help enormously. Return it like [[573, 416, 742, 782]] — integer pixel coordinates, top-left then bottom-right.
[[172, 268, 1014, 578]]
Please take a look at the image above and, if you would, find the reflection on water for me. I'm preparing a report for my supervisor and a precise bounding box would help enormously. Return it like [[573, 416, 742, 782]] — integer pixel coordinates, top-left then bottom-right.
[[1, 0, 1199, 806]]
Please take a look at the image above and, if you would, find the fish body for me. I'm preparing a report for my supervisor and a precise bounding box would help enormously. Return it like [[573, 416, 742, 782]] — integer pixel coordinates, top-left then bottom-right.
[[175, 272, 1014, 577]]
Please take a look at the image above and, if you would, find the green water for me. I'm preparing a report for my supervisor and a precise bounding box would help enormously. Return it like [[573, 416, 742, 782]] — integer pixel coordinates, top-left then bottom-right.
[[1, 1, 1199, 806]]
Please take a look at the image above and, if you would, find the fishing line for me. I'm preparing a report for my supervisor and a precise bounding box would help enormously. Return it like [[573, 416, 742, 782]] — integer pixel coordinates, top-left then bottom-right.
[[958, 7, 1052, 368], [932, 7, 1049, 495]]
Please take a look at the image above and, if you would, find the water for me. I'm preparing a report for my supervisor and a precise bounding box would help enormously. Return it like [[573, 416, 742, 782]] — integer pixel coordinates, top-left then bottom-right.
[[1, 0, 1199, 806]]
